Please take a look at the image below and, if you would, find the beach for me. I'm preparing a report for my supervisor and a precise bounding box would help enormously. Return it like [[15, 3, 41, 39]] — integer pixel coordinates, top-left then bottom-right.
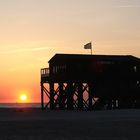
[[0, 109, 140, 140]]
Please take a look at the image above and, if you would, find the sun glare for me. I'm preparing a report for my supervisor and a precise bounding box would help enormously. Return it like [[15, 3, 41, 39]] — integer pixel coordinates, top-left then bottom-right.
[[20, 94, 27, 101], [19, 92, 28, 102]]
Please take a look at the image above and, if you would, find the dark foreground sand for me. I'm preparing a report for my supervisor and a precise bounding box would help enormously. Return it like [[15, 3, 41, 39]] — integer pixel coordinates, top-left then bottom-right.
[[0, 108, 140, 140]]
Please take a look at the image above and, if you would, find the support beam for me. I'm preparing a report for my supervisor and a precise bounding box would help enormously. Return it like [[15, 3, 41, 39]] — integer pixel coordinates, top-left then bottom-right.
[[67, 83, 74, 110], [41, 82, 44, 110], [88, 83, 94, 110], [59, 83, 65, 109], [77, 83, 83, 110], [50, 82, 54, 110]]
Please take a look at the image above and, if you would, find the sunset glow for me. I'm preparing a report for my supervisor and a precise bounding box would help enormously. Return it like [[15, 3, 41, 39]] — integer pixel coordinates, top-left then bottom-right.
[[0, 0, 140, 103], [18, 91, 29, 103], [20, 94, 27, 102]]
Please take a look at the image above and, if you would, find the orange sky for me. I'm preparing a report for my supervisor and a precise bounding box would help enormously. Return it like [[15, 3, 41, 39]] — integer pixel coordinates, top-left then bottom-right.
[[0, 0, 140, 103]]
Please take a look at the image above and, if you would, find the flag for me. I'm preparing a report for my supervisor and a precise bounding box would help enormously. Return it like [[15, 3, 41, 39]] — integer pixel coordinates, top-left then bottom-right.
[[84, 42, 92, 49]]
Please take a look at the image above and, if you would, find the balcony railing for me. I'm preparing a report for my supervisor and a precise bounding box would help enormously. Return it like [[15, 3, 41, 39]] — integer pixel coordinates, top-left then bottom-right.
[[41, 68, 49, 77]]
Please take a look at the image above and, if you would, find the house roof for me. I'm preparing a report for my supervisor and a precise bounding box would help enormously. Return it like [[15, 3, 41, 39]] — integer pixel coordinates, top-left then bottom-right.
[[49, 54, 140, 63]]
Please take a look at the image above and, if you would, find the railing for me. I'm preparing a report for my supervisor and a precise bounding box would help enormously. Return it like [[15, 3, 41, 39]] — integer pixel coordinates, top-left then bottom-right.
[[41, 68, 49, 77]]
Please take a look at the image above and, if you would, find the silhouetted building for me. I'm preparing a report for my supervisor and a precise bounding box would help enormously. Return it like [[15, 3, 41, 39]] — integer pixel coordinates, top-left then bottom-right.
[[41, 54, 140, 110]]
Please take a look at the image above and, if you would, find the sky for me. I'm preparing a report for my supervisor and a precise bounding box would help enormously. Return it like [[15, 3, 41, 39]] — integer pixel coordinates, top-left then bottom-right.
[[0, 0, 140, 103]]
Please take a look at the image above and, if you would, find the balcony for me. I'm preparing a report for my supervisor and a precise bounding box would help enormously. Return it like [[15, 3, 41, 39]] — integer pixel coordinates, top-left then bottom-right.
[[41, 68, 50, 82]]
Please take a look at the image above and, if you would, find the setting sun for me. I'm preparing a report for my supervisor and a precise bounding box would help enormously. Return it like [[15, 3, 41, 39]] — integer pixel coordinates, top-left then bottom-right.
[[20, 94, 27, 101], [18, 91, 30, 103]]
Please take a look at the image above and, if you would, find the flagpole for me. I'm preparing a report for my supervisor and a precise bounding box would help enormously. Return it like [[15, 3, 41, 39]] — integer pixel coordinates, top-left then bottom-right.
[[91, 42, 92, 55], [84, 42, 92, 55], [91, 47, 92, 55]]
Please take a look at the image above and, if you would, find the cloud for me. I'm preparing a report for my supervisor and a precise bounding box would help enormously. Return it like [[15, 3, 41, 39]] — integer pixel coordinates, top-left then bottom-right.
[[9, 64, 36, 72], [1, 46, 49, 54], [117, 5, 140, 8]]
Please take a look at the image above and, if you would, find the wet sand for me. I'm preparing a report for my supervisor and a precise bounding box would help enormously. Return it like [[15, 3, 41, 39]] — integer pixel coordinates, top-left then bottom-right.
[[0, 108, 140, 140]]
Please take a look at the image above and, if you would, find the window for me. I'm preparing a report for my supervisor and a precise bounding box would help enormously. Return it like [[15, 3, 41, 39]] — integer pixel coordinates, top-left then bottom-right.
[[52, 65, 66, 74], [134, 66, 137, 72]]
